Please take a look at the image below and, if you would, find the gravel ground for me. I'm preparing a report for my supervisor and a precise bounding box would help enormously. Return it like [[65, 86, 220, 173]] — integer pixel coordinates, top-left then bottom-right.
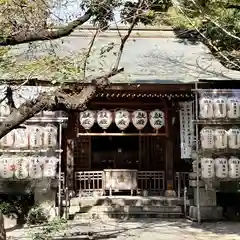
[[6, 218, 240, 240]]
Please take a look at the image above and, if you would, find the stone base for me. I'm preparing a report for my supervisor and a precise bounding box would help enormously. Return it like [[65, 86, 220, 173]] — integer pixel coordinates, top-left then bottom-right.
[[189, 206, 223, 221]]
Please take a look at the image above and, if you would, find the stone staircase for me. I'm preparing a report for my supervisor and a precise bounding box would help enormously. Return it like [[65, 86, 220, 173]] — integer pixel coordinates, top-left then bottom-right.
[[68, 196, 186, 219]]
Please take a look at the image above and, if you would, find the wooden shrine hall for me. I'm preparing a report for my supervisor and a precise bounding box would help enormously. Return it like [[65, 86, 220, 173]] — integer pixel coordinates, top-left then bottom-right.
[[61, 82, 194, 197]]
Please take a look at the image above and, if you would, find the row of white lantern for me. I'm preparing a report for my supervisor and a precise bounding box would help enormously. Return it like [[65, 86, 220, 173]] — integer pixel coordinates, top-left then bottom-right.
[[200, 127, 240, 149], [80, 109, 165, 131], [0, 156, 58, 179], [199, 97, 240, 119], [0, 124, 58, 149], [201, 157, 240, 179]]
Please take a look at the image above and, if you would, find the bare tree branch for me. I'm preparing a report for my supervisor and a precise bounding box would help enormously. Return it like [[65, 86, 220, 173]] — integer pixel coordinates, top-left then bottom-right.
[[0, 9, 92, 46]]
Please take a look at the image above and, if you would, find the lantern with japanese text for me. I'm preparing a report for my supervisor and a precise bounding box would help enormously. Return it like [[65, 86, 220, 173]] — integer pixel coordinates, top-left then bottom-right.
[[227, 97, 240, 119], [115, 109, 130, 131], [214, 128, 228, 149], [0, 131, 15, 148], [29, 157, 43, 179], [15, 156, 29, 179], [43, 157, 58, 178], [201, 157, 215, 179], [199, 97, 214, 119], [43, 124, 58, 148], [227, 127, 240, 149], [213, 97, 227, 118], [0, 156, 15, 179], [132, 110, 148, 130], [149, 109, 165, 130], [14, 126, 29, 148], [80, 110, 95, 130], [200, 127, 215, 149], [229, 157, 240, 179], [215, 157, 228, 179], [97, 109, 112, 130], [29, 125, 43, 148]]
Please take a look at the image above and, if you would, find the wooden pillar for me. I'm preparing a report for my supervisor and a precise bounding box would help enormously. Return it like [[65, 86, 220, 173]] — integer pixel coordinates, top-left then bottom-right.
[[65, 112, 78, 191], [165, 103, 175, 191]]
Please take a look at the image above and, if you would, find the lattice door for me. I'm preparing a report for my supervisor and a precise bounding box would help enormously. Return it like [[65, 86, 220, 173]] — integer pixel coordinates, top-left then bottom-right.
[[74, 136, 91, 171]]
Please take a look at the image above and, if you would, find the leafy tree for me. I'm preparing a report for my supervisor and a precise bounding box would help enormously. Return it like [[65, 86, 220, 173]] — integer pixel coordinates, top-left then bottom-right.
[[163, 0, 240, 71]]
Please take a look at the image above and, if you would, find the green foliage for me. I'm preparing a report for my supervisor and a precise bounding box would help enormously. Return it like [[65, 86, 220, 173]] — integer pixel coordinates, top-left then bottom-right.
[[26, 205, 48, 225], [29, 217, 67, 240]]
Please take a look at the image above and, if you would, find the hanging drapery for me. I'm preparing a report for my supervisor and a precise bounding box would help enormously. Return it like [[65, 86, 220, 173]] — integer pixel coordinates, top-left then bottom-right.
[[179, 101, 194, 159]]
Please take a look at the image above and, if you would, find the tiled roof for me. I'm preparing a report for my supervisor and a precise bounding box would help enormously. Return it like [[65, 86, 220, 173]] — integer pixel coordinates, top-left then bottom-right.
[[3, 27, 240, 83]]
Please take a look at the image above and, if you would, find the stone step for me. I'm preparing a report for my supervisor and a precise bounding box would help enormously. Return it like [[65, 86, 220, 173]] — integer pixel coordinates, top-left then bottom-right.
[[79, 205, 182, 214], [70, 196, 185, 208], [73, 205, 183, 220]]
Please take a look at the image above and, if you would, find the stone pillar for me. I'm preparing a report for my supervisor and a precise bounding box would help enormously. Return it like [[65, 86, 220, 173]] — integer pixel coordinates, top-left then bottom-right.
[[189, 159, 223, 221], [0, 212, 6, 240], [34, 179, 57, 221]]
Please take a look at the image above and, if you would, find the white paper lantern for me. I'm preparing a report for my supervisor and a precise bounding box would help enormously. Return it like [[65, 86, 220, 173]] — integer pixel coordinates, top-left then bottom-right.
[[80, 110, 95, 130], [14, 126, 28, 148], [227, 97, 240, 119], [14, 157, 29, 179], [199, 97, 213, 119], [227, 127, 240, 149], [43, 124, 58, 148], [201, 157, 215, 179], [29, 157, 43, 179], [97, 109, 112, 130], [29, 125, 43, 148], [214, 128, 228, 149], [43, 157, 58, 178], [149, 109, 165, 130], [0, 131, 15, 148], [0, 101, 10, 117], [215, 157, 228, 179], [200, 127, 215, 149], [213, 97, 227, 118], [115, 109, 130, 130], [0, 157, 15, 179], [229, 157, 240, 179], [132, 110, 148, 130]]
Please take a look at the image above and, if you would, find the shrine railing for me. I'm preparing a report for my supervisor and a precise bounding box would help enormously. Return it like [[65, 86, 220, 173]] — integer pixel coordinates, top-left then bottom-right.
[[74, 170, 165, 197], [174, 172, 190, 197]]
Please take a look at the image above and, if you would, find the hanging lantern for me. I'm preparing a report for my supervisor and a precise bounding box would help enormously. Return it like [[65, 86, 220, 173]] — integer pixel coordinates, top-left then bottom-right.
[[227, 97, 240, 119], [132, 110, 148, 130], [229, 157, 240, 179], [29, 125, 43, 148], [201, 157, 215, 179], [43, 124, 58, 148], [199, 97, 213, 119], [213, 97, 227, 118], [115, 109, 130, 130], [43, 157, 58, 178], [215, 157, 228, 179], [227, 127, 240, 149], [214, 128, 227, 149], [0, 102, 10, 117], [0, 131, 15, 148], [1, 156, 15, 179], [14, 126, 29, 148], [200, 127, 215, 149], [14, 156, 29, 180], [29, 157, 43, 179], [97, 109, 112, 130], [149, 109, 165, 130], [80, 110, 95, 130]]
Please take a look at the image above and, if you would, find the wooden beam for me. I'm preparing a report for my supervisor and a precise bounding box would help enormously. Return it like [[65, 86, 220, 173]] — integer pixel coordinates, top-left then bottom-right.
[[77, 132, 166, 137]]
